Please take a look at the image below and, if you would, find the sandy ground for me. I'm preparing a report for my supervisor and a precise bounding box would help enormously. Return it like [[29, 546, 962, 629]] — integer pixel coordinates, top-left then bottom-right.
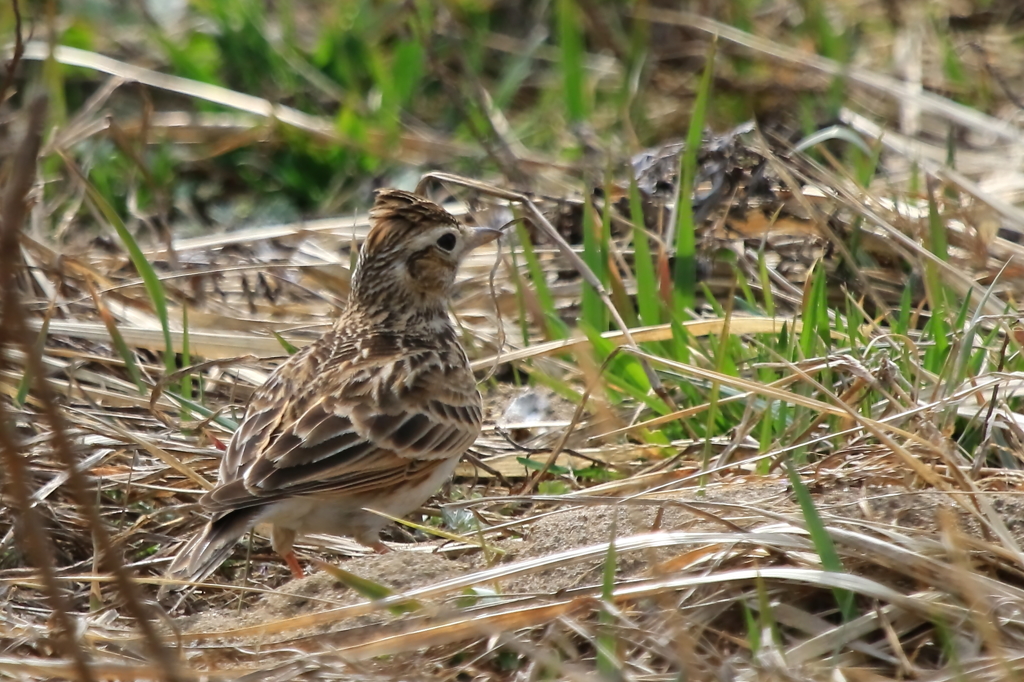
[[176, 475, 1024, 644]]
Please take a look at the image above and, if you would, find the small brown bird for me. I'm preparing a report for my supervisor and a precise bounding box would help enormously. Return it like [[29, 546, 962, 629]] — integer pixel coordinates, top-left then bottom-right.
[[169, 189, 498, 581]]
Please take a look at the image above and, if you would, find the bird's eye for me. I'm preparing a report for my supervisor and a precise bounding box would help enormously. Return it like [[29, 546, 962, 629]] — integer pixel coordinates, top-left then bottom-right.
[[436, 233, 457, 251]]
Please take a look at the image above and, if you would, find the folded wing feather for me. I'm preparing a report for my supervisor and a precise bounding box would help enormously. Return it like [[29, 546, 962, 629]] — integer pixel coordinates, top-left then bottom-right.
[[201, 346, 481, 512]]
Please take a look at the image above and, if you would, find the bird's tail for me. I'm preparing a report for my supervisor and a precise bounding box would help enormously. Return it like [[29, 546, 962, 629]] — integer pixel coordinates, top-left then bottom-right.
[[165, 507, 262, 587]]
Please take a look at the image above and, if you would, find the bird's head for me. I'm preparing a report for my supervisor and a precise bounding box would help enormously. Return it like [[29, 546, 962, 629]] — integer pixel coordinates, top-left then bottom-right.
[[349, 189, 500, 320]]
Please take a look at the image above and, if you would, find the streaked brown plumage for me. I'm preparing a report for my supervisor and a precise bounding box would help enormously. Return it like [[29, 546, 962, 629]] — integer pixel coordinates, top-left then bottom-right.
[[169, 189, 499, 581]]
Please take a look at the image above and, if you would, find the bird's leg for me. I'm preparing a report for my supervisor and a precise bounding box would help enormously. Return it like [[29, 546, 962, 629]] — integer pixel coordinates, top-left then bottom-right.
[[283, 551, 305, 579], [271, 525, 304, 578], [355, 525, 391, 554]]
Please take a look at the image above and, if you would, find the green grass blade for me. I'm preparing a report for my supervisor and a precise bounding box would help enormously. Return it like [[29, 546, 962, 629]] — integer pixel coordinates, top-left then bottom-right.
[[754, 573, 779, 650], [161, 389, 237, 431], [581, 196, 606, 331], [896, 283, 912, 337], [926, 185, 949, 263], [814, 266, 831, 351], [508, 241, 532, 348], [922, 184, 949, 370], [557, 0, 588, 123], [784, 459, 856, 621], [757, 246, 776, 318], [673, 38, 716, 309], [799, 265, 820, 359], [314, 561, 420, 615], [85, 280, 146, 394], [66, 156, 176, 376], [599, 175, 629, 329], [515, 221, 568, 339], [628, 173, 660, 327], [597, 517, 619, 679], [516, 456, 570, 476], [494, 25, 544, 108], [845, 293, 862, 350], [742, 601, 761, 655], [15, 298, 54, 406], [180, 306, 192, 422], [669, 317, 692, 367], [271, 330, 300, 355]]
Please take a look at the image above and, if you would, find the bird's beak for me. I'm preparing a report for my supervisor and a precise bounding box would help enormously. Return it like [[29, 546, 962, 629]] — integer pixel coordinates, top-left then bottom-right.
[[464, 226, 503, 251]]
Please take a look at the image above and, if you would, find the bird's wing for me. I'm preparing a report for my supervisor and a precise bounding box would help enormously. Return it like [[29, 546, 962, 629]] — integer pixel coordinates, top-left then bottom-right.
[[202, 343, 481, 512], [215, 342, 319, 484]]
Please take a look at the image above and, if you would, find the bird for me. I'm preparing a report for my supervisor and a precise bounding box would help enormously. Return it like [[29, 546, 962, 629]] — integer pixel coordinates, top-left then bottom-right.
[[168, 189, 499, 582]]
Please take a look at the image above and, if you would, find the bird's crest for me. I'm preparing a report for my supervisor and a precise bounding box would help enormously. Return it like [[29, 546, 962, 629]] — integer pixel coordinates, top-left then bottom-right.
[[362, 189, 459, 256]]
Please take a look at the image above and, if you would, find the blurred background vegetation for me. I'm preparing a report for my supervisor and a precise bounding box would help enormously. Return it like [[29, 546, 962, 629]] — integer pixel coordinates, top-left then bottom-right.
[[15, 0, 1021, 239]]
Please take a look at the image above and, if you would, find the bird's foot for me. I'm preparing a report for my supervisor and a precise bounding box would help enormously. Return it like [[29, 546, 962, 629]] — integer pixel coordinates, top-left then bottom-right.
[[283, 551, 305, 579], [370, 541, 391, 554]]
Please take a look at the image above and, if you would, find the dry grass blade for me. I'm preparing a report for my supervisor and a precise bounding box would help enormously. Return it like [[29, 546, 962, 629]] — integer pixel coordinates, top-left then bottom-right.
[[636, 7, 1024, 146], [0, 659, 173, 681], [843, 108, 1024, 233], [27, 319, 286, 359], [19, 41, 476, 164], [168, 530, 811, 644], [469, 316, 802, 371]]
